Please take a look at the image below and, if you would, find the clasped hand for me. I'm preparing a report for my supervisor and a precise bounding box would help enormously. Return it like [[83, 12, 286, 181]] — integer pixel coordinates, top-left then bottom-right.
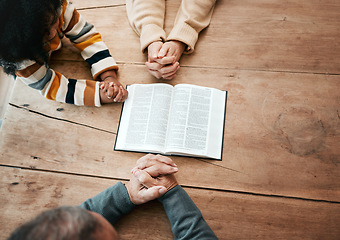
[[99, 70, 128, 103], [146, 41, 186, 80], [126, 154, 179, 205]]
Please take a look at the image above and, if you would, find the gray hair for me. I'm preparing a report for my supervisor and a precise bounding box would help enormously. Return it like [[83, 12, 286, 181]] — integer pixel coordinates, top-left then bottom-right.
[[8, 206, 101, 240]]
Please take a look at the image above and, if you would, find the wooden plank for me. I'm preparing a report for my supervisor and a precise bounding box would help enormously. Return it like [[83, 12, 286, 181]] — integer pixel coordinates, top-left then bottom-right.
[[9, 78, 122, 134], [70, 0, 125, 9], [0, 106, 134, 179], [53, 0, 340, 74], [6, 63, 340, 201], [9, 61, 340, 136], [0, 68, 15, 120], [198, 0, 340, 74], [0, 167, 172, 240], [1, 94, 339, 202], [7, 63, 158, 134], [1, 167, 339, 240]]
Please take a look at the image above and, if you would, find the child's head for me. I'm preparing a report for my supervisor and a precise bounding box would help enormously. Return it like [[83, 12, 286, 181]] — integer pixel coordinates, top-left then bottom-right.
[[0, 0, 63, 75]]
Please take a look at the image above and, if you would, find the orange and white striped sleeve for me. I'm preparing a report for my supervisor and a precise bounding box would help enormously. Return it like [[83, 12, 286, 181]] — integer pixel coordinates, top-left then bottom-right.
[[60, 0, 118, 80], [15, 0, 120, 107], [16, 60, 101, 106]]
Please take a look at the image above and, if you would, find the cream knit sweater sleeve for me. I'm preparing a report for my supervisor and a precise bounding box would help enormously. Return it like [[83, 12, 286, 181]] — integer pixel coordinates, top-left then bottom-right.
[[168, 0, 216, 53], [126, 0, 216, 54], [126, 0, 166, 52]]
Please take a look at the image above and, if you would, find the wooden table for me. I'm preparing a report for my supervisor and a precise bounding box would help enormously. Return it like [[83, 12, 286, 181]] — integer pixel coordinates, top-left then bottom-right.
[[1, 0, 339, 239]]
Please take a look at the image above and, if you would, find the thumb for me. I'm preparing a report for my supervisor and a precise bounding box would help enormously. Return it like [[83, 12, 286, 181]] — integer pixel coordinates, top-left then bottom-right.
[[141, 186, 167, 202], [158, 45, 169, 58], [134, 169, 157, 188], [148, 42, 163, 61]]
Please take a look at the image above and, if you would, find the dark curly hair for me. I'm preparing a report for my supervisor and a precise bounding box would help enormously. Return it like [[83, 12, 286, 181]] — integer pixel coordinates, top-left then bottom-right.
[[0, 0, 63, 75]]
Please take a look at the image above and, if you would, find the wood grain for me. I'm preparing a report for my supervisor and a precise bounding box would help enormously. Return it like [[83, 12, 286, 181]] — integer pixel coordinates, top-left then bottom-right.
[[1, 0, 339, 238], [70, 0, 125, 9], [54, 0, 340, 74], [1, 167, 339, 240], [1, 90, 339, 201]]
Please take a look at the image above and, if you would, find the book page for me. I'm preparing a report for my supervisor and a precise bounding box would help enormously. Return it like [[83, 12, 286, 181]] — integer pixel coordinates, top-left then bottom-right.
[[166, 84, 226, 159], [115, 84, 173, 153]]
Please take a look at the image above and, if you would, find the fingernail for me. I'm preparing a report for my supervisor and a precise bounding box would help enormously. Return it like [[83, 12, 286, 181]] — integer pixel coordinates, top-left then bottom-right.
[[159, 187, 166, 194], [109, 82, 114, 87], [134, 170, 141, 177]]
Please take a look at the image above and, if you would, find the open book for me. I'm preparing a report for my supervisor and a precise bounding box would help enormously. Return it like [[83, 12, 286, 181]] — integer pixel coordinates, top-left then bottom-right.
[[114, 83, 227, 160]]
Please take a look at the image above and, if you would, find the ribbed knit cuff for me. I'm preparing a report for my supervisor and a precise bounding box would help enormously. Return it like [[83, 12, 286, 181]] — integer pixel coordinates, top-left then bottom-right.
[[158, 185, 182, 202], [167, 22, 199, 54], [91, 58, 118, 81], [113, 182, 136, 213], [94, 81, 101, 107], [140, 24, 167, 52]]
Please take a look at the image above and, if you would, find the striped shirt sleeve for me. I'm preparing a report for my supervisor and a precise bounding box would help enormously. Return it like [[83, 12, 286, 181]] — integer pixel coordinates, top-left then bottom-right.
[[60, 0, 118, 80], [16, 60, 101, 107]]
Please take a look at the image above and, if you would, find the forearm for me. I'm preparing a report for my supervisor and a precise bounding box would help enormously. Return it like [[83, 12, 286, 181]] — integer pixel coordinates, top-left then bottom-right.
[[61, 0, 118, 80], [126, 0, 166, 52], [158, 185, 217, 240], [16, 62, 101, 107], [167, 0, 216, 53], [99, 69, 117, 81], [80, 182, 135, 225]]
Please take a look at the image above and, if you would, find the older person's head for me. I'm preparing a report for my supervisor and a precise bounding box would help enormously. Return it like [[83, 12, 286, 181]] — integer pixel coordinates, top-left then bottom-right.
[[8, 154, 179, 240], [8, 206, 118, 240]]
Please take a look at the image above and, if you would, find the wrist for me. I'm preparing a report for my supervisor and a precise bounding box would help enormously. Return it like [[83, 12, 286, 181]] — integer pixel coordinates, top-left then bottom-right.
[[125, 182, 136, 204], [148, 40, 163, 46], [157, 185, 180, 202], [166, 182, 178, 191], [99, 70, 117, 81], [169, 40, 186, 51], [101, 75, 116, 82]]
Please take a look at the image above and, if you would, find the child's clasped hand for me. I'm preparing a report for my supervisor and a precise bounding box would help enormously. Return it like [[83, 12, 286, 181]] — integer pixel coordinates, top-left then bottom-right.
[[99, 70, 128, 103]]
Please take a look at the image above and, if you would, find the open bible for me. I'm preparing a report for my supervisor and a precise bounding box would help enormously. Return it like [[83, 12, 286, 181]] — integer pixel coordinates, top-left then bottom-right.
[[114, 83, 227, 160]]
